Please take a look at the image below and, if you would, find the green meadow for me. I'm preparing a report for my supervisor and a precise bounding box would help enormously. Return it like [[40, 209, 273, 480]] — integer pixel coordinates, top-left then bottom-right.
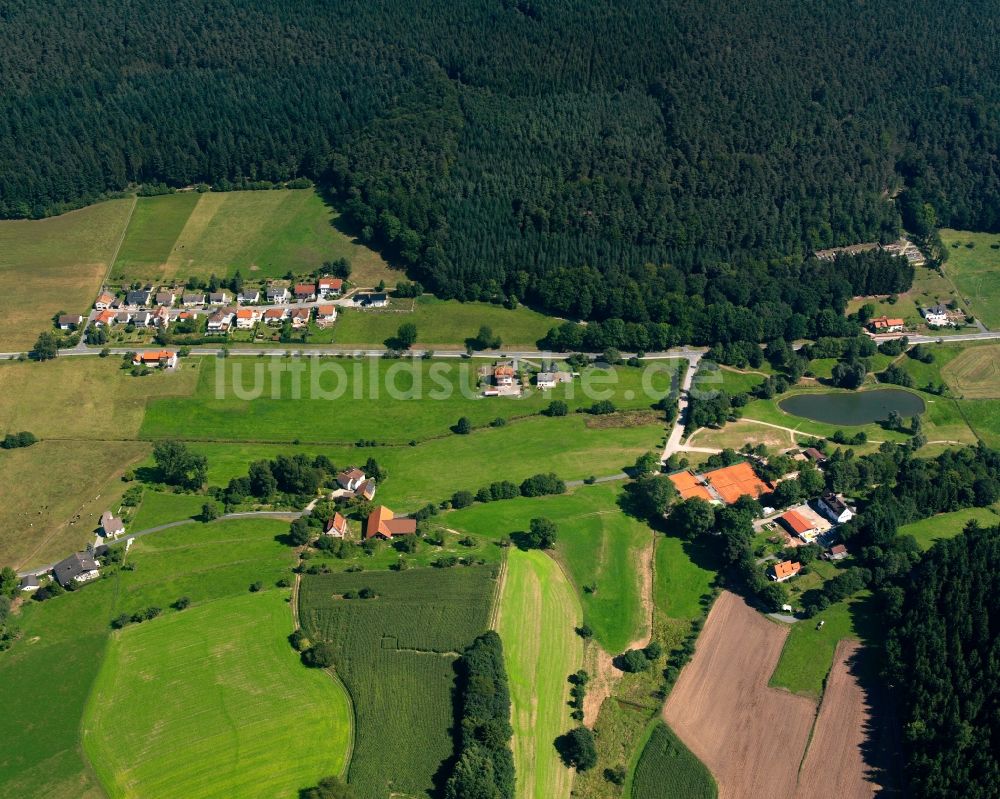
[[497, 549, 582, 799], [653, 534, 719, 622], [898, 506, 1000, 551], [333, 295, 561, 349], [140, 356, 677, 444], [447, 484, 651, 653], [82, 591, 351, 799], [110, 190, 392, 285], [940, 229, 1000, 328]]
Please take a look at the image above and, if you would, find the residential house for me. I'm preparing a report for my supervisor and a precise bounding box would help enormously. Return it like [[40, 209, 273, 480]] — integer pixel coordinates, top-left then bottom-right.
[[356, 292, 388, 308], [778, 509, 818, 542], [337, 468, 366, 492], [182, 293, 205, 307], [154, 291, 176, 307], [52, 552, 101, 587], [235, 308, 259, 329], [819, 493, 854, 524], [318, 277, 344, 297], [869, 316, 905, 333], [290, 307, 311, 328], [177, 310, 199, 322], [263, 307, 288, 325], [207, 310, 234, 334], [922, 304, 953, 326], [769, 560, 802, 583], [803, 447, 826, 464], [294, 283, 317, 301], [238, 289, 261, 304], [365, 506, 417, 540], [126, 289, 151, 307], [356, 479, 377, 501], [58, 314, 83, 330], [18, 575, 39, 592], [101, 510, 125, 537], [826, 544, 849, 561], [315, 305, 337, 326], [132, 350, 178, 369], [208, 291, 231, 306], [94, 292, 115, 310], [536, 372, 557, 389], [133, 310, 154, 328], [114, 311, 132, 325], [266, 286, 289, 304], [324, 512, 348, 538], [93, 310, 117, 327], [494, 361, 516, 387], [152, 306, 171, 328]]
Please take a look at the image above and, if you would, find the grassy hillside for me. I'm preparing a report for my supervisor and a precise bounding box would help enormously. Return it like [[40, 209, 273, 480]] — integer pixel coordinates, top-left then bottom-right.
[[940, 230, 1000, 328], [110, 190, 392, 284], [83, 591, 350, 799], [0, 198, 134, 349], [448, 484, 651, 653], [497, 549, 582, 799], [298, 566, 498, 799]]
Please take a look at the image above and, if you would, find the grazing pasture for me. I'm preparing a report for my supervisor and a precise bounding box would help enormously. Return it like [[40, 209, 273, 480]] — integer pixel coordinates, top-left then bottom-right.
[[663, 591, 816, 799], [497, 549, 582, 799], [141, 356, 676, 444], [110, 190, 391, 284], [629, 722, 717, 799], [940, 229, 1000, 328], [448, 484, 650, 652], [0, 198, 133, 349], [129, 489, 206, 530], [333, 296, 559, 349], [299, 566, 497, 799], [82, 591, 351, 799]]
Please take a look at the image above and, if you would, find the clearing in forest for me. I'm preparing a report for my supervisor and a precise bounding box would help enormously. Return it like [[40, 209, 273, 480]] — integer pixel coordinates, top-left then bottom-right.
[[496, 548, 583, 799]]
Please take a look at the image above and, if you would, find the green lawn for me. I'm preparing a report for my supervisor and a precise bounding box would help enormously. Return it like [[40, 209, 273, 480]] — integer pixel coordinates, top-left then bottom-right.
[[82, 591, 351, 799], [299, 566, 497, 799], [130, 489, 206, 530], [333, 296, 561, 348], [190, 413, 660, 510], [110, 190, 392, 285], [959, 398, 1000, 448], [769, 592, 877, 698], [898, 506, 1000, 550], [141, 356, 675, 445], [447, 485, 650, 653], [497, 549, 582, 799], [0, 198, 134, 349], [628, 721, 717, 799], [653, 535, 718, 622], [941, 229, 1000, 328]]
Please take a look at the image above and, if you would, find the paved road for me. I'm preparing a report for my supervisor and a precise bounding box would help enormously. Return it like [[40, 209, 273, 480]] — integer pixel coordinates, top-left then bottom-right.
[[661, 351, 703, 463]]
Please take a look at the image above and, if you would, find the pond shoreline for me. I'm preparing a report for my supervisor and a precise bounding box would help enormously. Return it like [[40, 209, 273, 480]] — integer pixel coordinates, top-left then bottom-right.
[[778, 388, 926, 426]]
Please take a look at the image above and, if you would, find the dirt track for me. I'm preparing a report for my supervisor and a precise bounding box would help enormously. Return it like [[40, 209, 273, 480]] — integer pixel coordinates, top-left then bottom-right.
[[795, 640, 878, 799], [663, 591, 817, 799]]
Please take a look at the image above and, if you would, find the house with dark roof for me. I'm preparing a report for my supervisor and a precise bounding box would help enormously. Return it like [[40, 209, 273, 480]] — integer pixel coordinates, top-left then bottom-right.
[[126, 289, 151, 307], [52, 552, 101, 587], [266, 286, 289, 304], [356, 292, 388, 308], [208, 291, 231, 305], [58, 314, 83, 330], [819, 493, 853, 524], [803, 447, 826, 464], [337, 468, 366, 492], [101, 510, 125, 537], [365, 506, 417, 539], [356, 479, 377, 501], [182, 293, 205, 307], [19, 574, 39, 592]]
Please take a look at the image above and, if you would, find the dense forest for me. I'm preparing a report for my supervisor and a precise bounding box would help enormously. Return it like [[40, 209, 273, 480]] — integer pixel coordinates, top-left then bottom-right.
[[884, 524, 1000, 799], [2, 0, 999, 334]]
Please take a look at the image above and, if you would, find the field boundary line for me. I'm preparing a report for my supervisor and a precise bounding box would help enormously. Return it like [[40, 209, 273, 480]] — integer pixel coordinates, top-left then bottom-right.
[[103, 194, 138, 287], [487, 551, 508, 631], [291, 573, 302, 630]]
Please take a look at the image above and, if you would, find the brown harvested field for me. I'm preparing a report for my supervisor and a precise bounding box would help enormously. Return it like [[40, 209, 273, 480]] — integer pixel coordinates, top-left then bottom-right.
[[795, 639, 882, 799], [663, 591, 817, 799]]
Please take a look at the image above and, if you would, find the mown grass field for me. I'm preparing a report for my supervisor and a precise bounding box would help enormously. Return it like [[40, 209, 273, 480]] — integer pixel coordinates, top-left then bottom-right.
[[129, 489, 206, 530], [769, 592, 877, 698], [0, 198, 134, 349], [299, 566, 497, 799], [334, 296, 561, 349], [82, 591, 351, 799], [497, 549, 582, 799], [628, 721, 717, 799], [0, 516, 301, 799], [941, 344, 1000, 399], [448, 485, 650, 653], [653, 535, 719, 623], [141, 356, 676, 444], [110, 190, 392, 284], [192, 414, 661, 509], [687, 418, 796, 452], [898, 506, 1000, 550], [940, 229, 1000, 328], [0, 440, 149, 570]]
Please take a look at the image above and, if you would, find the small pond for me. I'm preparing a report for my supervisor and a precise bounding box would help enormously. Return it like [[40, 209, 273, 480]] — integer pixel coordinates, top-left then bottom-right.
[[778, 388, 926, 426]]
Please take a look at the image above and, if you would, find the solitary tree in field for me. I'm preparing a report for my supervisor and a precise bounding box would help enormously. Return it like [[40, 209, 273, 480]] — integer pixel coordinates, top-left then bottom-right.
[[455, 416, 472, 435], [31, 331, 59, 361], [555, 726, 598, 771], [395, 322, 417, 349]]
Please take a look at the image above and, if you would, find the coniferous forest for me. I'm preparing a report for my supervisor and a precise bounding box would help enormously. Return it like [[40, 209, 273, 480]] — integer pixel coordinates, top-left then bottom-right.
[[1, 0, 999, 333]]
